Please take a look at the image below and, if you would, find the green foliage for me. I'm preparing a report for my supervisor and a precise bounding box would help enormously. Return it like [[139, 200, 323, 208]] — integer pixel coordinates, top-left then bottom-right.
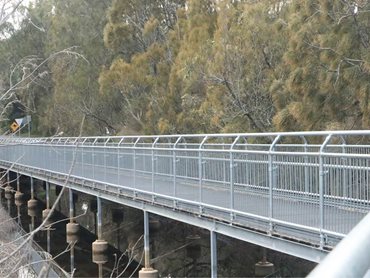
[[0, 0, 368, 137], [273, 0, 370, 131]]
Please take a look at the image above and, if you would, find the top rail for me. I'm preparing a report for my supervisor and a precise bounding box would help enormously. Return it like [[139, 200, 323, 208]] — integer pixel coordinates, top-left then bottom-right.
[[0, 130, 369, 147], [0, 130, 369, 253]]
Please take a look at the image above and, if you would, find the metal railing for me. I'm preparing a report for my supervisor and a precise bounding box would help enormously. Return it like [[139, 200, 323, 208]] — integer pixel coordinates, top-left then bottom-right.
[[0, 130, 369, 249], [308, 212, 370, 277]]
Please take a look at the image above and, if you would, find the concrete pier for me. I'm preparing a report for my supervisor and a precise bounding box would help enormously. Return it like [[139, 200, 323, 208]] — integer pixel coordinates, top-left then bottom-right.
[[66, 188, 80, 243], [139, 211, 158, 278], [4, 185, 13, 200], [92, 197, 108, 278], [255, 248, 275, 277], [14, 172, 24, 202], [28, 177, 38, 209], [42, 182, 53, 224]]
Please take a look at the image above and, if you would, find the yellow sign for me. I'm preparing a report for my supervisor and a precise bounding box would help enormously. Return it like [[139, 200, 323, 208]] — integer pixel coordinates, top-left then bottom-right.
[[10, 122, 19, 132]]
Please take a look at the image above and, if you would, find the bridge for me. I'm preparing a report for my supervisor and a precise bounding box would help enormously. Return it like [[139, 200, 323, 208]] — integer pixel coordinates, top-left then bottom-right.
[[0, 130, 369, 277]]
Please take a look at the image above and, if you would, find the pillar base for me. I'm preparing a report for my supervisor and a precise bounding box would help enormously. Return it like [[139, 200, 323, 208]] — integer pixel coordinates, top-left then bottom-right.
[[92, 239, 109, 264], [4, 186, 13, 200], [66, 222, 80, 234], [139, 268, 158, 278], [67, 233, 80, 244], [28, 208, 38, 217], [28, 199, 38, 209], [92, 239, 108, 253], [15, 198, 24, 206], [42, 209, 53, 224], [255, 261, 274, 277], [15, 191, 24, 200], [66, 223, 80, 243], [42, 208, 51, 219]]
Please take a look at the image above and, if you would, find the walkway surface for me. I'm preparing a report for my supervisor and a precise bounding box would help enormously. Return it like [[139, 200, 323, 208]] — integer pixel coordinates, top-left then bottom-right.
[[0, 130, 369, 262]]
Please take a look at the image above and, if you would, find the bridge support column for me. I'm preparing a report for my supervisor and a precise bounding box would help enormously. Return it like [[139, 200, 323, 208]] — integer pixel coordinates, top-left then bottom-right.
[[15, 174, 24, 226], [210, 230, 217, 278], [92, 197, 108, 278], [139, 211, 158, 278], [66, 188, 80, 243], [255, 248, 274, 277], [42, 182, 53, 224], [0, 170, 4, 201], [14, 172, 24, 205], [27, 176, 38, 209], [4, 184, 13, 200], [27, 177, 39, 231], [4, 171, 13, 212], [67, 189, 79, 275]]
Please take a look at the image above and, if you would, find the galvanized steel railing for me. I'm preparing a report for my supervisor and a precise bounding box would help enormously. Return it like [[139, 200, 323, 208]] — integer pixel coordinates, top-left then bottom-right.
[[0, 130, 369, 249]]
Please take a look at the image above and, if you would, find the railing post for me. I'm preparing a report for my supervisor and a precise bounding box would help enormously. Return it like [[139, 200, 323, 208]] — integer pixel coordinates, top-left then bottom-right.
[[80, 138, 87, 178], [301, 136, 309, 193], [230, 136, 240, 220], [104, 138, 109, 183], [64, 141, 67, 173], [340, 137, 348, 198], [92, 138, 98, 180], [151, 138, 159, 197], [117, 138, 124, 186], [268, 135, 281, 234], [198, 136, 208, 213], [133, 138, 140, 189], [173, 137, 182, 202], [319, 134, 332, 248], [81, 144, 84, 178]]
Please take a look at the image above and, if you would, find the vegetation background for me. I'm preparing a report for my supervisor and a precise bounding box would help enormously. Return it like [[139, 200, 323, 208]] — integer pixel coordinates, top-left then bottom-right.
[[0, 0, 369, 136]]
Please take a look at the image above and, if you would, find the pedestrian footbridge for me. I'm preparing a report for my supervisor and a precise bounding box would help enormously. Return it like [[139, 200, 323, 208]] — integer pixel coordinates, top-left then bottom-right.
[[0, 131, 369, 273]]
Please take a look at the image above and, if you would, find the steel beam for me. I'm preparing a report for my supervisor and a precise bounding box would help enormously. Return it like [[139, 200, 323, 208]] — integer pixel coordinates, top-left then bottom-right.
[[7, 166, 328, 262]]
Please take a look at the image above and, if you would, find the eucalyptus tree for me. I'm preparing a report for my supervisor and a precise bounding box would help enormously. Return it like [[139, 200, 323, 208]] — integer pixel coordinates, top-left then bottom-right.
[[100, 0, 185, 134], [43, 0, 113, 135], [272, 0, 370, 131]]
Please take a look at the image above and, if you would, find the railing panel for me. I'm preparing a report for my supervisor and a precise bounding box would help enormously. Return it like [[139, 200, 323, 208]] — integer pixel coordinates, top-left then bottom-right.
[[0, 130, 369, 249], [273, 153, 320, 229], [234, 153, 270, 218]]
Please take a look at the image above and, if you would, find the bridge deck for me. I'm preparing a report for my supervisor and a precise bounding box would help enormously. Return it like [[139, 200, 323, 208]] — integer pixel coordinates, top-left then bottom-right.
[[0, 131, 369, 262]]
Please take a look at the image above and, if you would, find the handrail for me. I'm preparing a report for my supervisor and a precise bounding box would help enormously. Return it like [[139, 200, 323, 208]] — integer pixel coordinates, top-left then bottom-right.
[[0, 130, 369, 144], [0, 130, 368, 254], [308, 212, 370, 278]]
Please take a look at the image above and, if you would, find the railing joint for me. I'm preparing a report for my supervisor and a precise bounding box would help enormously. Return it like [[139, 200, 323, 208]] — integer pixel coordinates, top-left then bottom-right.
[[268, 222, 275, 235], [198, 205, 204, 216], [230, 212, 235, 222]]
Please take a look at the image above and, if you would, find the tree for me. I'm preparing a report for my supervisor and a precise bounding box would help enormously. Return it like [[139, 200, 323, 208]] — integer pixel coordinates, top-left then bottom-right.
[[100, 0, 185, 134], [159, 0, 217, 134], [0, 0, 55, 134], [272, 1, 370, 131], [185, 0, 287, 133], [41, 0, 114, 136]]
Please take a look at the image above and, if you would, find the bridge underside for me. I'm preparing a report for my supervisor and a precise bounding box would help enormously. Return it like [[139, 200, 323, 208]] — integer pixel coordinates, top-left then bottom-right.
[[0, 162, 328, 263]]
